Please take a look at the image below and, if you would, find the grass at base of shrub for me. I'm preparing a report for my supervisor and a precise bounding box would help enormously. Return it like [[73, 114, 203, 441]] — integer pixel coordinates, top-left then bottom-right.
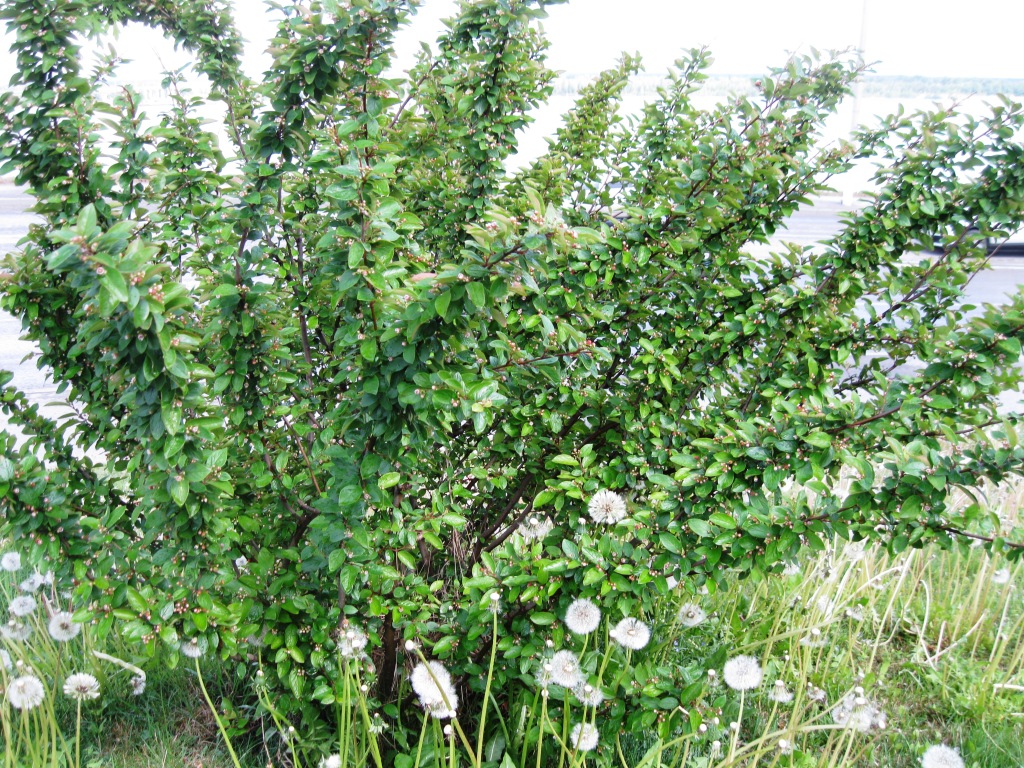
[[75, 664, 259, 768], [7, 481, 1020, 768]]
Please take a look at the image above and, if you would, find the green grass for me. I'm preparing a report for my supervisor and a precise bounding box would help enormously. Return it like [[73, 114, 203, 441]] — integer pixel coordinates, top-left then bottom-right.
[[3, 483, 1023, 767], [75, 665, 248, 768]]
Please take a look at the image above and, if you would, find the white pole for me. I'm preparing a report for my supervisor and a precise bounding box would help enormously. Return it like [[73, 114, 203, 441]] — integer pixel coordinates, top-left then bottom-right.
[[844, 0, 870, 206]]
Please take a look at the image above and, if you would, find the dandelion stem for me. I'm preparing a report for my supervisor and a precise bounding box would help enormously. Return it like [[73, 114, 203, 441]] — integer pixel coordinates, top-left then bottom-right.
[[194, 657, 242, 768], [475, 607, 500, 766], [74, 699, 81, 768], [521, 688, 541, 768], [535, 692, 549, 768], [413, 713, 429, 768], [353, 665, 384, 768], [728, 690, 745, 762], [340, 658, 351, 764]]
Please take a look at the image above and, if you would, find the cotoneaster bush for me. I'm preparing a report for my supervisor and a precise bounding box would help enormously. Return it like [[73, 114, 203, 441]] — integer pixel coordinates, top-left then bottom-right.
[[2, 0, 1024, 752]]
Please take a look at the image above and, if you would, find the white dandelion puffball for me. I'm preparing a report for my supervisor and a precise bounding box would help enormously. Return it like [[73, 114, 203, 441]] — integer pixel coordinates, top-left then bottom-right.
[[549, 650, 584, 688], [921, 744, 964, 768], [831, 692, 886, 732], [19, 571, 52, 593], [48, 611, 82, 642], [1, 552, 21, 572], [535, 661, 554, 689], [520, 515, 554, 541], [130, 674, 147, 696], [339, 627, 369, 658], [768, 679, 794, 704], [564, 598, 601, 635], [319, 756, 342, 768], [9, 595, 37, 617], [0, 649, 11, 670], [573, 682, 606, 707], [64, 673, 101, 701], [610, 617, 651, 650], [806, 682, 827, 703], [723, 655, 763, 691], [677, 603, 707, 628], [410, 660, 458, 719], [2, 620, 32, 642], [588, 489, 627, 524], [991, 568, 1010, 585], [180, 638, 206, 659], [570, 722, 599, 752], [8, 675, 45, 710]]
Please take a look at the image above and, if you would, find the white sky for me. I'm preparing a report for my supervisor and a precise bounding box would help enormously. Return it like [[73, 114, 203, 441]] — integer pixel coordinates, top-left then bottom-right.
[[2, 0, 1023, 89]]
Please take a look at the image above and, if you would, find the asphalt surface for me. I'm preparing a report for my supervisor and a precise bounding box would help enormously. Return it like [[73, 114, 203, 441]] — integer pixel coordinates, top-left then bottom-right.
[[2, 188, 1023, 431]]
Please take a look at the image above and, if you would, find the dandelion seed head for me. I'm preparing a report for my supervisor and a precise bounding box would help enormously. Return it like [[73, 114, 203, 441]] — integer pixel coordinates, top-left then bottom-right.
[[411, 660, 458, 719], [921, 744, 964, 768], [677, 603, 707, 628], [991, 568, 1011, 585], [768, 679, 794, 704], [806, 683, 827, 703], [573, 682, 605, 707], [19, 571, 52, 593], [800, 627, 825, 647], [318, 755, 342, 768], [845, 540, 867, 562], [831, 691, 886, 732], [588, 489, 627, 524], [723, 655, 763, 691], [564, 598, 601, 635], [0, 650, 10, 670], [7, 674, 45, 710], [9, 596, 36, 617], [815, 597, 836, 618], [520, 515, 554, 541], [339, 627, 369, 659], [570, 722, 599, 752], [48, 611, 81, 642], [535, 662, 554, 689], [2, 619, 31, 642], [1, 552, 21, 572], [131, 674, 146, 696], [549, 650, 584, 688], [180, 637, 206, 659], [64, 673, 101, 701], [610, 617, 650, 650]]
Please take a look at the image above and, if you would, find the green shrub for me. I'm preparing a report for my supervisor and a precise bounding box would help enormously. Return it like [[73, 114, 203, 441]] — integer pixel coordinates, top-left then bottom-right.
[[2, 0, 1024, 752]]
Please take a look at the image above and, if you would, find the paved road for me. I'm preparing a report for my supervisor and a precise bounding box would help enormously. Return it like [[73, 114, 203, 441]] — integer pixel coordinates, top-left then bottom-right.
[[2, 188, 1023, 431]]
